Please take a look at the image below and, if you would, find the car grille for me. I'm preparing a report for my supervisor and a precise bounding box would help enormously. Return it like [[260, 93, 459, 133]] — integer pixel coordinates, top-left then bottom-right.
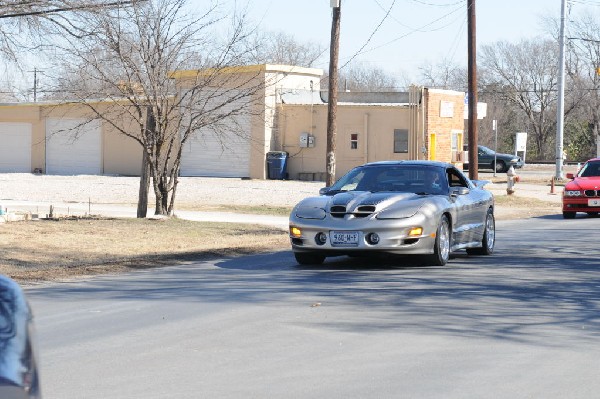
[[584, 190, 600, 197], [353, 205, 376, 218], [330, 205, 376, 218], [330, 205, 347, 218]]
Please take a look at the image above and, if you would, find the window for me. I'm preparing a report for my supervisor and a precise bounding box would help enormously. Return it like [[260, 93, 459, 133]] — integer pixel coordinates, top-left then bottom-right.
[[394, 129, 408, 153], [350, 133, 358, 149]]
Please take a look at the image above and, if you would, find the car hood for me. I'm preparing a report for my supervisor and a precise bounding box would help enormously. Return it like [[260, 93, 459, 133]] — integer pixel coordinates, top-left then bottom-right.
[[565, 176, 600, 190], [292, 191, 431, 219]]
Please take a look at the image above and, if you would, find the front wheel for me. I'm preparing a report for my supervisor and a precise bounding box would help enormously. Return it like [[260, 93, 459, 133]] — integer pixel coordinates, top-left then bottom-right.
[[426, 215, 450, 266], [294, 252, 325, 265], [494, 160, 507, 173], [467, 209, 495, 255]]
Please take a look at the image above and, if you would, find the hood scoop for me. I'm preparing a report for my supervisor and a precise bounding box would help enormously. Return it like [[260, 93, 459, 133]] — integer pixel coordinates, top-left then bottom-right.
[[330, 204, 377, 218], [328, 191, 417, 219]]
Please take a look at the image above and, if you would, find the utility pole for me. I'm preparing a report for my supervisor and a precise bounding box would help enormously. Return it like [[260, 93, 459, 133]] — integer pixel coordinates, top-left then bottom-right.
[[555, 0, 567, 180], [467, 0, 478, 180], [326, 0, 341, 187]]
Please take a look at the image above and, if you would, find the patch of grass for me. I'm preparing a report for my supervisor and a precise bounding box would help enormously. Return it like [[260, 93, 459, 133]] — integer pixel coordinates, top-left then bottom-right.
[[175, 204, 293, 216], [0, 218, 289, 282], [493, 195, 560, 208]]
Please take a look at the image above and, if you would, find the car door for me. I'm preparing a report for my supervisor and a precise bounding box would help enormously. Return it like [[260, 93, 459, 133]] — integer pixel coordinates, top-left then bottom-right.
[[478, 146, 493, 170], [447, 168, 485, 245]]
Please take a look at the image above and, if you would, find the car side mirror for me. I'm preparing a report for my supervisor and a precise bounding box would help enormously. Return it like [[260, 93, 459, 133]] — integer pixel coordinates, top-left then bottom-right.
[[319, 187, 330, 195], [566, 173, 574, 179], [450, 187, 470, 197]]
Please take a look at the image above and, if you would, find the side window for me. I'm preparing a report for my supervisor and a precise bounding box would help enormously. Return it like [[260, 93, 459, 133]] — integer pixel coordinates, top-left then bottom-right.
[[394, 129, 408, 153], [447, 168, 469, 188], [350, 133, 358, 150]]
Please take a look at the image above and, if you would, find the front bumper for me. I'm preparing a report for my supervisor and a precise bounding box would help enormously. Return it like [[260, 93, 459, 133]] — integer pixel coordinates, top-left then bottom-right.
[[511, 160, 525, 169], [563, 196, 600, 213], [289, 213, 437, 256]]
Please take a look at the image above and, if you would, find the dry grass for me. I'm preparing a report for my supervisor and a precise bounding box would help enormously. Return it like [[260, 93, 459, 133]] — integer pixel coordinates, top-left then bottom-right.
[[493, 194, 561, 220], [175, 204, 292, 216], [0, 194, 563, 283], [0, 217, 288, 282]]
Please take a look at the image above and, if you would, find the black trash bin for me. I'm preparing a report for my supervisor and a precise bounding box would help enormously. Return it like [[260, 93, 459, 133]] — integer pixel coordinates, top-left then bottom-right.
[[266, 151, 288, 180]]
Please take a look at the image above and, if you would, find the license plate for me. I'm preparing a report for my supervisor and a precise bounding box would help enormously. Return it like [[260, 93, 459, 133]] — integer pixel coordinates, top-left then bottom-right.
[[330, 231, 359, 247], [588, 199, 600, 207]]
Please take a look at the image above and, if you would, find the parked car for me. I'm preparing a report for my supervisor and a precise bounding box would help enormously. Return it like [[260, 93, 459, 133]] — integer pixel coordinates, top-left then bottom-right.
[[463, 145, 524, 173], [289, 161, 495, 266], [0, 275, 41, 399], [562, 158, 600, 219]]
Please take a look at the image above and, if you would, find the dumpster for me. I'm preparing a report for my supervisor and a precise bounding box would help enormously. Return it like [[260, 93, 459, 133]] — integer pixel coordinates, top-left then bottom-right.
[[266, 151, 288, 180]]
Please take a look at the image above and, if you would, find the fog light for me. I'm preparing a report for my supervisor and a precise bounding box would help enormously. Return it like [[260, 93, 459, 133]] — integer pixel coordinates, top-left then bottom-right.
[[408, 227, 423, 237], [315, 232, 327, 245], [367, 232, 380, 245], [290, 226, 302, 238]]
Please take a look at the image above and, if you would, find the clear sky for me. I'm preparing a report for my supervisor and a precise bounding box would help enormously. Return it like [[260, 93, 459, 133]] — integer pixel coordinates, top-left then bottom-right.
[[196, 0, 568, 83]]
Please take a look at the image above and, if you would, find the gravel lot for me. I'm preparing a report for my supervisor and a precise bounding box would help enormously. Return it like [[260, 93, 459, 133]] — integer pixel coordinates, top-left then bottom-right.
[[0, 164, 565, 213], [0, 173, 324, 208]]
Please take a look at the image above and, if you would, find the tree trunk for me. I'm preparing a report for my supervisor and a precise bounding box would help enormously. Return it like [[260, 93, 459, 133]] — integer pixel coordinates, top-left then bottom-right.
[[137, 107, 155, 218], [136, 148, 150, 218]]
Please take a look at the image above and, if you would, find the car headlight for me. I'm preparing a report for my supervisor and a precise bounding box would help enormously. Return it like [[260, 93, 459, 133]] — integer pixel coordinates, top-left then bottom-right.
[[510, 158, 519, 163], [564, 190, 582, 197], [295, 207, 326, 219]]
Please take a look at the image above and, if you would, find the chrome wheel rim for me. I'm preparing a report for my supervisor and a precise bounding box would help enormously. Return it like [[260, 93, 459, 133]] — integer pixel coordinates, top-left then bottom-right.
[[486, 213, 495, 251], [440, 219, 450, 262]]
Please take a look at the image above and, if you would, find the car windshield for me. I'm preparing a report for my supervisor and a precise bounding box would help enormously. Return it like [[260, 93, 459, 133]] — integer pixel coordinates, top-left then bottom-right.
[[578, 161, 600, 177], [479, 145, 494, 155], [327, 165, 449, 195]]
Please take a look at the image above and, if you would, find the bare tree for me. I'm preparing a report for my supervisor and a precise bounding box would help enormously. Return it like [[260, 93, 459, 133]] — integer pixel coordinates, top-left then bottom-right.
[[320, 63, 400, 92], [46, 0, 266, 216], [418, 58, 467, 91], [563, 11, 600, 159], [479, 38, 567, 160], [247, 30, 325, 68]]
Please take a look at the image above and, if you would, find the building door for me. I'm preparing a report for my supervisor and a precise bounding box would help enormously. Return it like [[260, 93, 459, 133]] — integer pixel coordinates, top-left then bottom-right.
[[0, 122, 32, 172], [46, 118, 102, 175], [429, 133, 437, 160], [180, 90, 252, 177]]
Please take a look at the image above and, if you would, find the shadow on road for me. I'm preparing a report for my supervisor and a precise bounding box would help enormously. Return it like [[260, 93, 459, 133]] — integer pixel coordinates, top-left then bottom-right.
[[25, 219, 600, 347]]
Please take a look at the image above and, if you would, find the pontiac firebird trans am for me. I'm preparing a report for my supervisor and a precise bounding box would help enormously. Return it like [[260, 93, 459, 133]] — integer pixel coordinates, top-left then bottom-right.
[[289, 161, 495, 266]]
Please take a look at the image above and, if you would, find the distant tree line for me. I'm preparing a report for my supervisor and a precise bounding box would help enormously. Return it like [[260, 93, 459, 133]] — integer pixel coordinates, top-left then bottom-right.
[[419, 10, 600, 163]]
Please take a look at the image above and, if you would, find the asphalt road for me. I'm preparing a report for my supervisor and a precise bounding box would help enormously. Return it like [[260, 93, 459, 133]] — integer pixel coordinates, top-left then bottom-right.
[[26, 214, 600, 399]]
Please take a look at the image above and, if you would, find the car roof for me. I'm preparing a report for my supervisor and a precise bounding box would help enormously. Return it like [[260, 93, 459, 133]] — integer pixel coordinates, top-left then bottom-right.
[[361, 160, 454, 169]]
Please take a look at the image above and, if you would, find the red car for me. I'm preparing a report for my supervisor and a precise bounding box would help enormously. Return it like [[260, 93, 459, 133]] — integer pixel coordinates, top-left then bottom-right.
[[562, 158, 600, 219]]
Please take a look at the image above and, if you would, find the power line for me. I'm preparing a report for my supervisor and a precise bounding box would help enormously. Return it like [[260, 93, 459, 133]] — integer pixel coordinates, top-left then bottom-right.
[[339, 2, 464, 63], [340, 0, 396, 70]]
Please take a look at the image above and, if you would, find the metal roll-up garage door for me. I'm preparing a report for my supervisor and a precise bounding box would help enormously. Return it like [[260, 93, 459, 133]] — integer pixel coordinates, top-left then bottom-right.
[[0, 122, 32, 172], [46, 118, 102, 175], [180, 91, 251, 177]]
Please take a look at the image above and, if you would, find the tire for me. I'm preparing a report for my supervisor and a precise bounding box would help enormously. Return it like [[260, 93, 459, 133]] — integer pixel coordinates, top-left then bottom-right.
[[427, 215, 451, 266], [494, 160, 507, 173], [294, 252, 325, 265], [563, 212, 576, 219], [587, 212, 599, 217], [466, 209, 495, 255]]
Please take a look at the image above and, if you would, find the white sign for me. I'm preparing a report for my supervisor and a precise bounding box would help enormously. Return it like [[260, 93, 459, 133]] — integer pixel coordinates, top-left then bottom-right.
[[440, 101, 454, 118], [515, 132, 527, 152]]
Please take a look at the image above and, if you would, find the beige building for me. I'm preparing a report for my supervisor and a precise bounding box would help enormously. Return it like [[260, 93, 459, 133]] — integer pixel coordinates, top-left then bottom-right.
[[0, 64, 468, 180]]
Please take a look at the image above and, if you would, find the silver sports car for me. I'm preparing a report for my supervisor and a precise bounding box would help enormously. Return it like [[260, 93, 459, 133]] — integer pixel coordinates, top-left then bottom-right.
[[289, 161, 495, 266]]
